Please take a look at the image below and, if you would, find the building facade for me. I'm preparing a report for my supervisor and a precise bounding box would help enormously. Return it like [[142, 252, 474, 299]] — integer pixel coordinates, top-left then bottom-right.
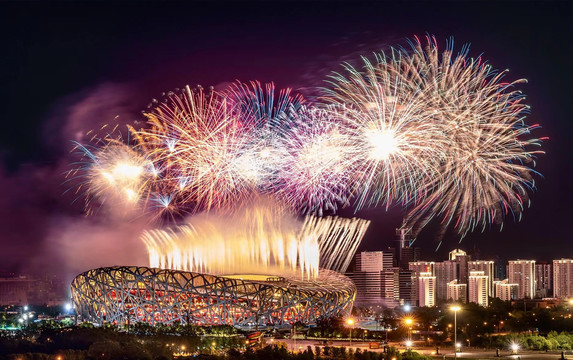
[[435, 261, 458, 301], [417, 272, 436, 307], [447, 279, 467, 303], [508, 260, 536, 299], [494, 279, 519, 301], [468, 271, 489, 306], [535, 262, 553, 298], [553, 259, 573, 298], [468, 260, 495, 297]]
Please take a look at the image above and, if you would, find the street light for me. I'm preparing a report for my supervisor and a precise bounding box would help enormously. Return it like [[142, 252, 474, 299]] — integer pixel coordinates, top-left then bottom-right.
[[404, 317, 413, 345], [511, 342, 519, 354], [450, 306, 461, 358], [346, 318, 355, 346]]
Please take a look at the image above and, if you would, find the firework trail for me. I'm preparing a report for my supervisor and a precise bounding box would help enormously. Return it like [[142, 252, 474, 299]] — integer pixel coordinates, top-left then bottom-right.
[[276, 105, 356, 215], [322, 49, 448, 210], [322, 35, 545, 239], [67, 126, 157, 216], [136, 85, 257, 214], [399, 36, 546, 239]]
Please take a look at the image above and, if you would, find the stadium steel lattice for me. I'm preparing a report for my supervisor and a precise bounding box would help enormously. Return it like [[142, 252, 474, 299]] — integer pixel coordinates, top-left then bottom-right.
[[71, 266, 355, 327]]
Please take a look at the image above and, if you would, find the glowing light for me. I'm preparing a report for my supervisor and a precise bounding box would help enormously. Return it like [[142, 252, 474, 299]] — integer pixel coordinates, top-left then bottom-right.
[[366, 128, 398, 160], [346, 318, 355, 326], [450, 305, 461, 312]]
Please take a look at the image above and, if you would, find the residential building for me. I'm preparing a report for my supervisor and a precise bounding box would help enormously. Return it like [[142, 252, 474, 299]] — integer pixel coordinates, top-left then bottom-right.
[[447, 279, 467, 303], [553, 259, 573, 298], [508, 260, 536, 299], [468, 271, 489, 306]]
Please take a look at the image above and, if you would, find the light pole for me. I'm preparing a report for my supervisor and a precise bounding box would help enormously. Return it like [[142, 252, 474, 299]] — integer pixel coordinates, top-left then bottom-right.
[[346, 318, 354, 346], [404, 317, 413, 345], [450, 306, 461, 358]]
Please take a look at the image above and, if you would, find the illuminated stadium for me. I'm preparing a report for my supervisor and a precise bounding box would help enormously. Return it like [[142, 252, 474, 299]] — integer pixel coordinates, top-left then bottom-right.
[[71, 214, 369, 327], [71, 266, 355, 327]]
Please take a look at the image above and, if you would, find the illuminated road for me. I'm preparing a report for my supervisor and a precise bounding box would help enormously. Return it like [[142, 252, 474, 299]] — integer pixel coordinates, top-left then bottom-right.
[[276, 339, 572, 359]]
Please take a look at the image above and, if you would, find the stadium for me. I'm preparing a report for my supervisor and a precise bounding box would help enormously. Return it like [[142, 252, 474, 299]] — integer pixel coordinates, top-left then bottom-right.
[[71, 266, 355, 327]]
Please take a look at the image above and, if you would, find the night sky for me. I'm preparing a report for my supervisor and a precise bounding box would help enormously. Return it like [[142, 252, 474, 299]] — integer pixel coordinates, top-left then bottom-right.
[[1, 1, 572, 279]]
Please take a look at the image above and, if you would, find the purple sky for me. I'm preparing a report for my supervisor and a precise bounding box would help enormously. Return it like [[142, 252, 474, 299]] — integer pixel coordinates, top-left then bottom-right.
[[1, 2, 572, 280]]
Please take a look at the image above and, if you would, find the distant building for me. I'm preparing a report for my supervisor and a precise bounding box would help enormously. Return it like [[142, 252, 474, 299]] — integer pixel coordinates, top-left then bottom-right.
[[449, 249, 470, 284], [0, 275, 65, 306], [553, 259, 573, 298], [417, 272, 436, 307], [392, 229, 421, 306], [508, 260, 536, 299], [468, 271, 489, 306], [409, 261, 435, 305], [435, 261, 458, 301], [535, 262, 552, 298], [447, 279, 467, 303], [494, 279, 519, 301], [348, 251, 399, 307], [468, 260, 495, 297], [356, 251, 384, 272]]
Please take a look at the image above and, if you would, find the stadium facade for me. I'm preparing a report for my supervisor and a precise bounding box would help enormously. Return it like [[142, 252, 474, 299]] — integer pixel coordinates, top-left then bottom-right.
[[71, 266, 355, 327]]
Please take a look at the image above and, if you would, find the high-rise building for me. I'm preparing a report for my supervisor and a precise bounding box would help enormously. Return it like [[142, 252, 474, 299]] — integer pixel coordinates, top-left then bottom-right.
[[447, 280, 467, 303], [409, 262, 435, 276], [382, 268, 400, 301], [535, 262, 552, 298], [468, 260, 495, 297], [508, 260, 536, 299], [553, 259, 573, 299], [390, 229, 420, 305], [409, 261, 435, 306], [348, 251, 399, 307], [494, 279, 519, 301], [468, 271, 489, 306], [399, 270, 415, 305], [449, 249, 470, 284], [435, 261, 458, 301], [417, 272, 436, 307], [347, 271, 383, 304]]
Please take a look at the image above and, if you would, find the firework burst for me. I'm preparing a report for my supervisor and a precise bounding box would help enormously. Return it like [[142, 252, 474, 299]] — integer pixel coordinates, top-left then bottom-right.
[[397, 36, 545, 238], [322, 50, 448, 210]]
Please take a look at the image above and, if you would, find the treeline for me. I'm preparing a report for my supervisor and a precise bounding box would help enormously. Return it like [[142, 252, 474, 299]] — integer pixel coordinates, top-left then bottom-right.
[[1, 344, 431, 360], [482, 331, 573, 351]]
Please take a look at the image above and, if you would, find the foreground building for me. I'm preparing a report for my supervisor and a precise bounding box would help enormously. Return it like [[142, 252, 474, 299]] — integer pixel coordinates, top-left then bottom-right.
[[71, 266, 355, 327]]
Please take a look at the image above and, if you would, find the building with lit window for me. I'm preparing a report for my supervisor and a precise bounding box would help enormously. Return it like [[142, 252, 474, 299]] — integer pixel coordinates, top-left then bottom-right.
[[435, 261, 458, 301], [468, 260, 495, 297], [553, 259, 573, 299], [468, 271, 489, 306], [535, 262, 552, 298], [417, 272, 436, 307], [447, 280, 467, 303], [494, 279, 519, 301], [508, 260, 536, 299]]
